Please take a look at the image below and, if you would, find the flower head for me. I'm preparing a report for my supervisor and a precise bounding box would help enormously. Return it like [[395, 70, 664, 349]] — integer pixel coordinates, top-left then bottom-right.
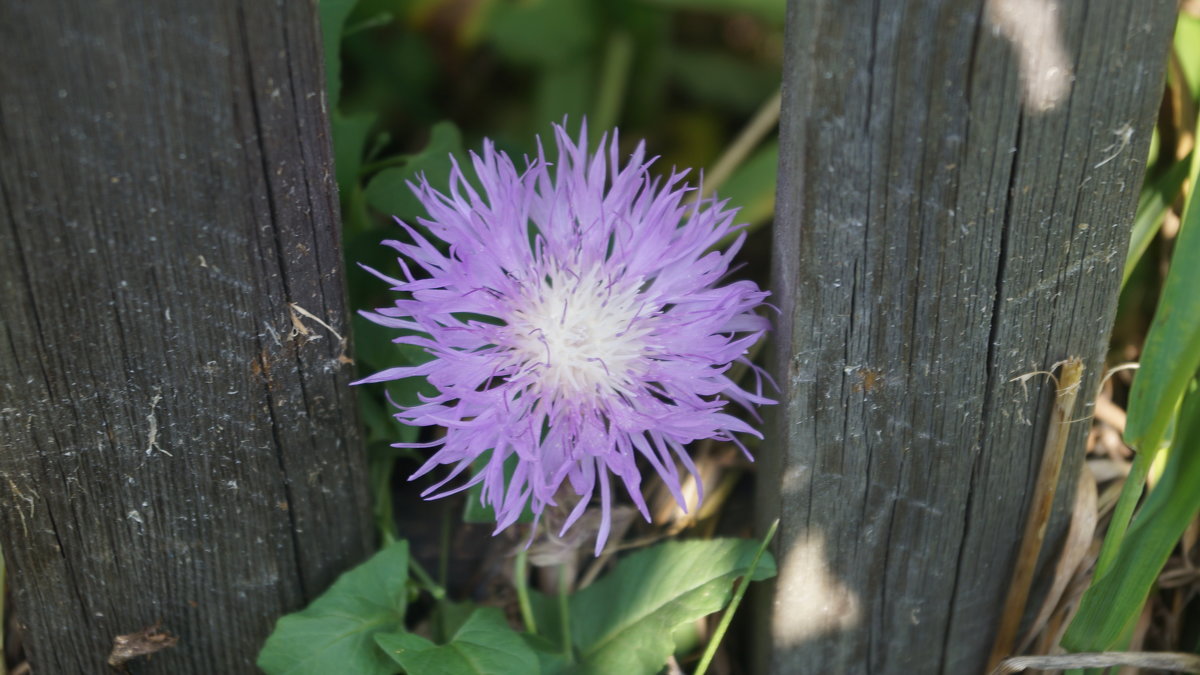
[[356, 123, 773, 553]]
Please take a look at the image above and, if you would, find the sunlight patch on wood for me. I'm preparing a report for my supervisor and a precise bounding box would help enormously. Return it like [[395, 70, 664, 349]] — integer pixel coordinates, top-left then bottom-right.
[[773, 534, 860, 646], [986, 0, 1073, 114]]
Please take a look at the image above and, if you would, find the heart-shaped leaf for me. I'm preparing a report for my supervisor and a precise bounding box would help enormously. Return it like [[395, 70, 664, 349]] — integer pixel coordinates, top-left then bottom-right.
[[570, 538, 777, 673], [375, 607, 537, 674], [257, 542, 410, 675]]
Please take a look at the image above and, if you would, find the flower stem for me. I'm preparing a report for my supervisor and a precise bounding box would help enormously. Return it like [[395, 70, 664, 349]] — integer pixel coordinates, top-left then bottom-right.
[[439, 505, 451, 588], [558, 563, 574, 663], [694, 519, 779, 675], [371, 455, 399, 544], [409, 556, 446, 601], [514, 548, 537, 635]]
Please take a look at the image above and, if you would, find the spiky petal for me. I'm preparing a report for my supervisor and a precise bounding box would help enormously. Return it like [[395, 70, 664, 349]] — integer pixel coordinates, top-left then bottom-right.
[[356, 123, 773, 554]]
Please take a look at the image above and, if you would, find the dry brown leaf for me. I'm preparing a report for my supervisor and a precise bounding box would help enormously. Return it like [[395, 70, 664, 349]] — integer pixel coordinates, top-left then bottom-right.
[[1094, 394, 1128, 433], [1161, 589, 1188, 663], [1086, 457, 1130, 484], [988, 358, 1084, 671], [526, 505, 636, 568], [1035, 543, 1099, 655], [649, 441, 741, 533], [107, 623, 178, 667], [1183, 517, 1200, 567], [1168, 46, 1198, 160], [1018, 466, 1098, 653]]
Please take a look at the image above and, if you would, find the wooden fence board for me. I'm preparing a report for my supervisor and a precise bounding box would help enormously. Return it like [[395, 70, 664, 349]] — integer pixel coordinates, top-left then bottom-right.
[[0, 2, 372, 671], [758, 1, 1176, 672]]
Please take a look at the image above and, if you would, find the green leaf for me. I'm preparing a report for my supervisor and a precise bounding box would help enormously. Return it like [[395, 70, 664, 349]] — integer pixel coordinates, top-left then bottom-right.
[[258, 542, 410, 675], [364, 122, 464, 221], [376, 607, 538, 674], [332, 111, 377, 198], [570, 538, 777, 673], [1125, 146, 1200, 454], [668, 49, 779, 115], [429, 600, 479, 644], [638, 0, 786, 26], [352, 314, 429, 446], [536, 59, 596, 131], [343, 9, 396, 37], [1124, 156, 1189, 288], [484, 0, 599, 66], [320, 1, 377, 205], [1174, 13, 1200, 101], [318, 0, 360, 110], [359, 389, 405, 446], [1062, 380, 1200, 651], [352, 314, 429, 375], [521, 633, 573, 675]]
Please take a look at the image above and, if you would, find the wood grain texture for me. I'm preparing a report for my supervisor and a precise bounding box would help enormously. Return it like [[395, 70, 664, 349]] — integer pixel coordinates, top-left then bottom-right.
[[757, 1, 1175, 672], [0, 1, 372, 672]]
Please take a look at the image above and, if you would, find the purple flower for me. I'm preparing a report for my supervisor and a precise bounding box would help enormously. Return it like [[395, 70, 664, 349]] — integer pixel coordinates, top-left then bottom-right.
[[355, 123, 773, 554]]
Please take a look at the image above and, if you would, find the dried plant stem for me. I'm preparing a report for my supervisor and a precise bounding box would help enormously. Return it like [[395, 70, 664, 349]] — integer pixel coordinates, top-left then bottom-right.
[[988, 358, 1084, 671], [696, 88, 782, 201], [1169, 48, 1197, 161], [1016, 468, 1098, 654], [989, 650, 1200, 674]]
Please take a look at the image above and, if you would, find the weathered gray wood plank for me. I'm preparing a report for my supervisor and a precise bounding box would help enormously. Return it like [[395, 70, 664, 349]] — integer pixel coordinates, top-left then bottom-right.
[[757, 1, 1175, 672], [0, 1, 372, 672]]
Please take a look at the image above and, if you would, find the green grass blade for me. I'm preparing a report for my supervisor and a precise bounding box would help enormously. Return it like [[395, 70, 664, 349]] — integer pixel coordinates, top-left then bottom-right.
[[1091, 108, 1200, 595], [1068, 19, 1200, 648], [1062, 380, 1200, 651], [694, 519, 779, 675], [1124, 146, 1200, 455], [1123, 156, 1189, 288]]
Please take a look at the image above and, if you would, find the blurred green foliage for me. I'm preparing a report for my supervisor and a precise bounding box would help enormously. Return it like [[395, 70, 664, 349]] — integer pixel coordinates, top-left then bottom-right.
[[329, 0, 784, 222]]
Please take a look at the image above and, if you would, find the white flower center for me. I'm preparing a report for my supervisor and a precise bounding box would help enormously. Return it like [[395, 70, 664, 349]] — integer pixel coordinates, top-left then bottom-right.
[[504, 266, 652, 400]]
